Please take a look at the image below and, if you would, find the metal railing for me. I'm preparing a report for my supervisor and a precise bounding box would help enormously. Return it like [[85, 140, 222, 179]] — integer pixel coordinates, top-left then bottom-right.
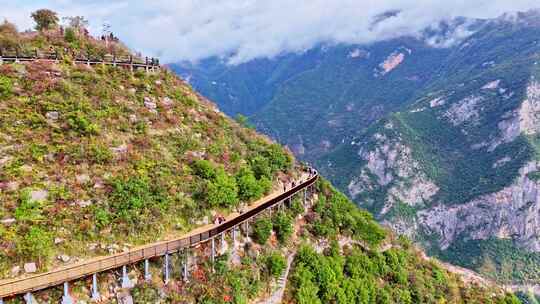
[[0, 170, 318, 298], [0, 49, 159, 69]]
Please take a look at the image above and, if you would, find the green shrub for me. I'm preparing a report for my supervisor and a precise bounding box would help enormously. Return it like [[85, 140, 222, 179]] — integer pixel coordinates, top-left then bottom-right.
[[236, 166, 264, 202], [64, 27, 77, 43], [205, 169, 238, 208], [252, 217, 273, 244], [0, 75, 13, 99], [290, 197, 305, 217], [264, 252, 286, 278], [108, 174, 169, 225], [16, 226, 53, 262], [88, 142, 113, 164], [93, 207, 111, 229], [14, 190, 45, 222], [273, 211, 293, 243], [192, 159, 217, 179], [67, 111, 99, 135], [250, 156, 272, 179]]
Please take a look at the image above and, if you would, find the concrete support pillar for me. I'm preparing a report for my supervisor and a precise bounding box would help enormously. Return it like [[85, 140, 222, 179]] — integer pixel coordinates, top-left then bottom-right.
[[220, 233, 225, 252], [211, 237, 216, 265], [24, 292, 33, 304], [61, 282, 74, 304], [304, 189, 307, 207], [121, 265, 133, 289], [144, 259, 151, 281], [1, 297, 4, 304], [182, 250, 188, 281], [245, 220, 249, 238], [164, 253, 170, 284], [232, 226, 236, 245], [91, 273, 100, 301]]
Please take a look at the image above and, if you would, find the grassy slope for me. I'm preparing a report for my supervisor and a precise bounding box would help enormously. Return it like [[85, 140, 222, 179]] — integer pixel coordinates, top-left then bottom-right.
[[0, 27, 293, 278]]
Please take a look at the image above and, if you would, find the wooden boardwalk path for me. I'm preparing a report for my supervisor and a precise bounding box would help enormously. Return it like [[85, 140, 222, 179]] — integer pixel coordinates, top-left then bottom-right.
[[0, 170, 318, 298]]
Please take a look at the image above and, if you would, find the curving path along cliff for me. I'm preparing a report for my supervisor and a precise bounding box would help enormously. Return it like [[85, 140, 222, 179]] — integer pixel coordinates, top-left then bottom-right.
[[0, 169, 318, 300]]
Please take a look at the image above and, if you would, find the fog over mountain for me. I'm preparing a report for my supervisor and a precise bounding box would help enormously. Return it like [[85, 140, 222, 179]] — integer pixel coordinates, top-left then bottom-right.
[[3, 0, 540, 63]]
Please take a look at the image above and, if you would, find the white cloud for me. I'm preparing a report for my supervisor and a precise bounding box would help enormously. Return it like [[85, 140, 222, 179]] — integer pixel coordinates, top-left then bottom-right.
[[1, 0, 539, 64]]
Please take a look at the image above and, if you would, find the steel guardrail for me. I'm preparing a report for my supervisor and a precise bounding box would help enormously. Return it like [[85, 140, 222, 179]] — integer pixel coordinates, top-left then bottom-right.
[[0, 50, 159, 69]]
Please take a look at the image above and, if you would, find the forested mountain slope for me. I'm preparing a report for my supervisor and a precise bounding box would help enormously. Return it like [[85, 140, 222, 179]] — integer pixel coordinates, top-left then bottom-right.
[[174, 10, 540, 285]]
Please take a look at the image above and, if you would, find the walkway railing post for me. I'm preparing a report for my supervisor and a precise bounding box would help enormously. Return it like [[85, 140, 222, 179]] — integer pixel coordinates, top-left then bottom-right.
[[144, 259, 151, 281], [0, 49, 3, 65], [61, 282, 74, 304], [91, 273, 100, 301], [164, 253, 170, 284]]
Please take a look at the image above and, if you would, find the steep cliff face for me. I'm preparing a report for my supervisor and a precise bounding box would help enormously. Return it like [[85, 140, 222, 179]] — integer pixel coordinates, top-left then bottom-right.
[[332, 70, 540, 282], [174, 11, 540, 284], [418, 160, 540, 251]]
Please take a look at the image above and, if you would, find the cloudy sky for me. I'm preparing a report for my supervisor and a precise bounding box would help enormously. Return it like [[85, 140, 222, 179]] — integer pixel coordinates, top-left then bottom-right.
[[2, 0, 540, 64]]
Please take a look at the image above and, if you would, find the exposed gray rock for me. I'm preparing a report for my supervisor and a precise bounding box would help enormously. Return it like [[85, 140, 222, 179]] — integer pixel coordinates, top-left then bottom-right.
[[6, 181, 19, 191], [45, 111, 59, 120], [76, 200, 93, 208], [429, 97, 446, 108], [161, 96, 173, 108], [418, 161, 540, 251], [11, 265, 20, 276], [482, 79, 501, 90], [1, 218, 16, 226], [443, 95, 483, 126], [24, 262, 37, 273], [29, 189, 48, 202], [0, 156, 12, 167], [486, 80, 540, 151], [111, 144, 128, 155], [144, 97, 157, 110], [58, 255, 71, 263], [76, 174, 90, 184]]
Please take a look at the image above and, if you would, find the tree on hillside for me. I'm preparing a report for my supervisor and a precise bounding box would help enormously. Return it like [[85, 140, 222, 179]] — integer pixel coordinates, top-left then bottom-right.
[[31, 9, 59, 31], [63, 16, 89, 31], [0, 19, 19, 49]]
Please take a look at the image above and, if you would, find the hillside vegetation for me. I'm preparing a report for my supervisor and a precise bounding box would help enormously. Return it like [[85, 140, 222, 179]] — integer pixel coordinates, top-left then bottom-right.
[[0, 19, 293, 278], [104, 179, 520, 304]]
